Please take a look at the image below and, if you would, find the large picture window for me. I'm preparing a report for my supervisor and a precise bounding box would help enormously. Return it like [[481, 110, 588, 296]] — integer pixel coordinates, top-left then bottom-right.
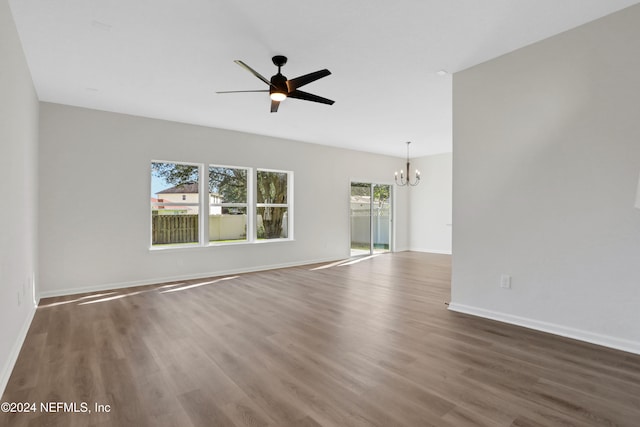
[[150, 162, 291, 248]]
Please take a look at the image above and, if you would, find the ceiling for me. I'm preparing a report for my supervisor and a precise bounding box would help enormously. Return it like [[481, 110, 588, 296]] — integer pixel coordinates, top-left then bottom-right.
[[9, 0, 640, 158]]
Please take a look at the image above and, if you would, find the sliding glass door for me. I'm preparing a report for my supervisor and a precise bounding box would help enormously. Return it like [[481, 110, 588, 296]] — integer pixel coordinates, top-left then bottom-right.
[[372, 184, 391, 252], [350, 182, 392, 256], [350, 183, 371, 256]]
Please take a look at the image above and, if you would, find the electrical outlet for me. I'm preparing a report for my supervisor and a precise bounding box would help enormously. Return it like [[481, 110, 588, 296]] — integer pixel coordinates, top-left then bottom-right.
[[500, 274, 512, 289]]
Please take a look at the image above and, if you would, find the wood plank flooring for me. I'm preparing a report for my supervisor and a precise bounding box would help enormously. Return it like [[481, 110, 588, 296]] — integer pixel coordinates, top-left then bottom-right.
[[2, 252, 640, 426]]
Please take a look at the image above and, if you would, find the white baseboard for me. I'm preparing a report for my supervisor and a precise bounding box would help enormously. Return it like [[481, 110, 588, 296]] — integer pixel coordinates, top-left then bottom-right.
[[39, 257, 343, 299], [0, 303, 37, 397], [447, 303, 640, 355]]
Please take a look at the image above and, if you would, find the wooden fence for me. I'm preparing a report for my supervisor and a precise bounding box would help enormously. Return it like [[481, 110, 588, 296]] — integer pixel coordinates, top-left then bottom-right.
[[152, 215, 198, 244]]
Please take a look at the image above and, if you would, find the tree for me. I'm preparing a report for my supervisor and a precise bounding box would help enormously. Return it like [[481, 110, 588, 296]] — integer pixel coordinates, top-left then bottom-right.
[[374, 185, 390, 204], [257, 171, 288, 239], [152, 163, 247, 203], [152, 163, 198, 188], [209, 167, 247, 204]]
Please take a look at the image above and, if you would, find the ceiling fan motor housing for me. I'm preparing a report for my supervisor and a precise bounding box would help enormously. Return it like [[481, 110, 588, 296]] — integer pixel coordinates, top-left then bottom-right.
[[270, 73, 288, 96]]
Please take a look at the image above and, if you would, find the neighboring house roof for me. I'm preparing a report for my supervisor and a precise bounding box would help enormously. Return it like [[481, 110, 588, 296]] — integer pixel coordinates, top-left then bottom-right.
[[157, 182, 198, 194]]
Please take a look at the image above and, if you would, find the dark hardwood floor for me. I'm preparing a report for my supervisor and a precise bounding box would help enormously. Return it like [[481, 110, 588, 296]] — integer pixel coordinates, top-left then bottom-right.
[[2, 252, 640, 426]]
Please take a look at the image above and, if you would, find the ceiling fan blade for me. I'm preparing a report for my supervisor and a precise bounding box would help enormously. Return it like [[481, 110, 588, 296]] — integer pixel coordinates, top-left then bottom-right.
[[288, 90, 335, 105], [234, 60, 275, 88], [216, 90, 269, 94], [270, 99, 280, 113], [286, 69, 331, 91]]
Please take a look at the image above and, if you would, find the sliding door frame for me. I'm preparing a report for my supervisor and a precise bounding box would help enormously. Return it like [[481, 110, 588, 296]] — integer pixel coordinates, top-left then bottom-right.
[[349, 180, 394, 256]]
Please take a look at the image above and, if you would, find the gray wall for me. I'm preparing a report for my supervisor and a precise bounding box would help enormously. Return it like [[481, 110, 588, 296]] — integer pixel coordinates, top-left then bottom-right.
[[38, 103, 409, 296], [0, 0, 39, 394], [451, 5, 640, 353], [409, 153, 452, 254]]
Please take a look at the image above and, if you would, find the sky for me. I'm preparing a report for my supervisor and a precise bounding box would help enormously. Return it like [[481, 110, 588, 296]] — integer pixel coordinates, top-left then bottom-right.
[[151, 175, 171, 198]]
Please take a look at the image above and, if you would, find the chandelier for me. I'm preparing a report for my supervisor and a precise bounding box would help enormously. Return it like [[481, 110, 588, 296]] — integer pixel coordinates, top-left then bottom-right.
[[395, 141, 420, 186]]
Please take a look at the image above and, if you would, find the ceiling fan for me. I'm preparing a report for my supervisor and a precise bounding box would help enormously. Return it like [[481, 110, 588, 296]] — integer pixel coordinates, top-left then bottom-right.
[[216, 55, 334, 113]]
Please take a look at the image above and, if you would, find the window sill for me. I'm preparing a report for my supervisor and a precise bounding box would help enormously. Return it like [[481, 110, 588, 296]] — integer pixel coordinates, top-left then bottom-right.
[[254, 238, 294, 244], [149, 238, 294, 252]]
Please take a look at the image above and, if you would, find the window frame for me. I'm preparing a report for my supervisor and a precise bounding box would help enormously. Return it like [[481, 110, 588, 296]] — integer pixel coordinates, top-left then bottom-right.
[[150, 161, 204, 249], [207, 164, 253, 245], [255, 168, 294, 242]]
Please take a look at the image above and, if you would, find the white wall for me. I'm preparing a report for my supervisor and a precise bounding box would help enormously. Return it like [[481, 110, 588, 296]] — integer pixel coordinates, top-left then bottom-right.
[[0, 0, 39, 396], [451, 4, 640, 353], [38, 103, 409, 296], [409, 153, 452, 254]]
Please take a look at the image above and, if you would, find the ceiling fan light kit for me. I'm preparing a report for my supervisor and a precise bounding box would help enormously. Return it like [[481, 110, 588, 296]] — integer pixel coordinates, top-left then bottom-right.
[[270, 92, 287, 102], [217, 55, 334, 113]]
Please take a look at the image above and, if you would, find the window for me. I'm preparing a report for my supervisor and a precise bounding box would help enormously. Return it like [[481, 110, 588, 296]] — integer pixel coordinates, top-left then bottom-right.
[[209, 166, 249, 243], [257, 169, 291, 240], [151, 162, 200, 247], [150, 162, 292, 248]]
